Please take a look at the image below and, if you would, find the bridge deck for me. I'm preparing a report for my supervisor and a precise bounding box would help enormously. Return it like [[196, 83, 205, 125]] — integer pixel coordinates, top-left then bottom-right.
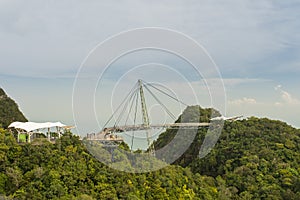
[[100, 123, 210, 134], [85, 123, 210, 141]]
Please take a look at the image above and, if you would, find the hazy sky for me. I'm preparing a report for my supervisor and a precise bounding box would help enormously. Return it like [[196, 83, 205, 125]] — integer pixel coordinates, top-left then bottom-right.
[[1, 0, 300, 135]]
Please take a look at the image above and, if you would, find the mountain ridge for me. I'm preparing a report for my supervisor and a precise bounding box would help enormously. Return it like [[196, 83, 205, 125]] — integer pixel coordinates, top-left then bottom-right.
[[0, 88, 27, 128], [153, 106, 300, 199], [0, 92, 299, 199]]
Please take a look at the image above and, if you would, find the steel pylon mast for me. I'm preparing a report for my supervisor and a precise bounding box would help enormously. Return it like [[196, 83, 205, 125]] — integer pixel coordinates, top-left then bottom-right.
[[138, 79, 155, 155], [138, 79, 150, 128]]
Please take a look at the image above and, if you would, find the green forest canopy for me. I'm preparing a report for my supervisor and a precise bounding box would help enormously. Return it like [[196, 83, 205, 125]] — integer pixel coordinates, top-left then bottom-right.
[[153, 106, 300, 199], [0, 88, 27, 128], [0, 91, 299, 199]]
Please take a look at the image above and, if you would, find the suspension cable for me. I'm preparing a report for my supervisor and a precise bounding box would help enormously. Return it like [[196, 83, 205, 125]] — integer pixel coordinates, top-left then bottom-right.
[[143, 80, 188, 106], [114, 86, 139, 127], [143, 83, 177, 120], [125, 90, 138, 126], [102, 82, 139, 129], [131, 91, 139, 151]]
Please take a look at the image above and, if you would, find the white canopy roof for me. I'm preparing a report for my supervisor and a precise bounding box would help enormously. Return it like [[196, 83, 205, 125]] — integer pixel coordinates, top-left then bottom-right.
[[8, 121, 68, 132]]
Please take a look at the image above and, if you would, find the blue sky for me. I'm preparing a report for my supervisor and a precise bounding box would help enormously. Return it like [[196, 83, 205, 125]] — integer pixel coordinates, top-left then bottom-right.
[[1, 0, 300, 135]]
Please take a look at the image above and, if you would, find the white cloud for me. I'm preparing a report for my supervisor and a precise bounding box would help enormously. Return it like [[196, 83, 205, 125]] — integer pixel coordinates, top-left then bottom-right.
[[205, 78, 271, 87], [1, 0, 300, 131], [229, 97, 257, 106], [275, 85, 300, 105], [0, 0, 299, 78]]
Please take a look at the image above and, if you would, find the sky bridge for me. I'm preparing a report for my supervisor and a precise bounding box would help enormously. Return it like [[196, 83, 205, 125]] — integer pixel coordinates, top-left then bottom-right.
[[99, 122, 210, 134], [85, 80, 210, 154]]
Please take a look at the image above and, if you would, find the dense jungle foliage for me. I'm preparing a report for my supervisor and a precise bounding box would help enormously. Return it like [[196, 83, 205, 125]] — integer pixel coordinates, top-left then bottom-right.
[[153, 106, 300, 199], [1, 129, 226, 200], [1, 90, 299, 199], [0, 88, 27, 128]]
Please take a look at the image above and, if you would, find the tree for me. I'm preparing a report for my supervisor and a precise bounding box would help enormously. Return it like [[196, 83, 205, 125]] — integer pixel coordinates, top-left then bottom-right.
[[0, 88, 27, 128]]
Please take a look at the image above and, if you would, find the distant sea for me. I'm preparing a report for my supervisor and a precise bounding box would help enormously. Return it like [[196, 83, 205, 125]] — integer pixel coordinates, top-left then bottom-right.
[[116, 128, 164, 150]]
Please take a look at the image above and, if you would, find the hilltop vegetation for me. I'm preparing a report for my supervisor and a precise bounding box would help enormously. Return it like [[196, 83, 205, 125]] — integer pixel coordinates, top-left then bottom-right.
[[153, 106, 300, 199], [0, 129, 223, 199], [1, 94, 299, 199], [0, 88, 27, 128]]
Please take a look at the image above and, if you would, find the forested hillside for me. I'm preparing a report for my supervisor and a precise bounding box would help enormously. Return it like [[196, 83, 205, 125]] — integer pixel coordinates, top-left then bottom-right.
[[0, 129, 224, 200], [0, 88, 27, 128], [153, 106, 300, 199], [1, 97, 300, 199]]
